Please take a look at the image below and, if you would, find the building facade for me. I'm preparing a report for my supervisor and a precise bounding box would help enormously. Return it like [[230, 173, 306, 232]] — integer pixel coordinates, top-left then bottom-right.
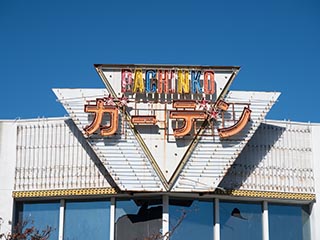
[[0, 64, 319, 240]]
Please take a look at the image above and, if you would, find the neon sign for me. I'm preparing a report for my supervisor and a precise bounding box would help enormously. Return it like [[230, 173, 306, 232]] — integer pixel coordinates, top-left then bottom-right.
[[84, 97, 251, 138], [84, 98, 119, 136], [83, 64, 250, 139]]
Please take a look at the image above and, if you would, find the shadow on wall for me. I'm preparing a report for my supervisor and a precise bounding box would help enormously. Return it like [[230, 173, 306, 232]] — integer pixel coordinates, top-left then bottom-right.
[[218, 123, 285, 190]]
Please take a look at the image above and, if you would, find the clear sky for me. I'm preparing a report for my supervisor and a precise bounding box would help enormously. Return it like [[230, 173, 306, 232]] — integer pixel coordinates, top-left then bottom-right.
[[1, 0, 319, 122]]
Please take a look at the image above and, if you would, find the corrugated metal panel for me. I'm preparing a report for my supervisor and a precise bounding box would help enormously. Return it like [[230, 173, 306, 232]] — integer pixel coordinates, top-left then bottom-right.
[[219, 120, 314, 194], [53, 89, 163, 191], [15, 118, 112, 191], [172, 91, 280, 191]]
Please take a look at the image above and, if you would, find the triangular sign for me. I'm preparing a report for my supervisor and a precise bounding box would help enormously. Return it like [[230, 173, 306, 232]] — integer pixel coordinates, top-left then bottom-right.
[[94, 64, 239, 182], [54, 64, 280, 192]]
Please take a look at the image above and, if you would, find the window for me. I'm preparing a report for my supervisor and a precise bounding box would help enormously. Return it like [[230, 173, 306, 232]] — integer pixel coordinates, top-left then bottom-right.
[[63, 200, 110, 240], [15, 201, 60, 240], [269, 204, 310, 240], [220, 201, 262, 240], [14, 198, 311, 240], [115, 198, 162, 240], [169, 199, 214, 240]]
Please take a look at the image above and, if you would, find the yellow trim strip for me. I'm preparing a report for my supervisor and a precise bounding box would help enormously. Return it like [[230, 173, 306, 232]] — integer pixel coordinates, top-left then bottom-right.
[[13, 188, 117, 198], [13, 188, 315, 201], [215, 189, 316, 201]]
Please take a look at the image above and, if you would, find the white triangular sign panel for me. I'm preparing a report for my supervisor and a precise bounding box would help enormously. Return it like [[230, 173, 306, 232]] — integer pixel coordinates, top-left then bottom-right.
[[172, 91, 281, 192], [53, 88, 165, 191]]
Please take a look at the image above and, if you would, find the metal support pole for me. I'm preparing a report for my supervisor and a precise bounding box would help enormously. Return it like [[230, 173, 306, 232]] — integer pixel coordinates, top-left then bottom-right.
[[262, 201, 269, 240], [163, 195, 169, 239], [110, 197, 115, 240], [214, 198, 220, 240], [58, 199, 65, 240]]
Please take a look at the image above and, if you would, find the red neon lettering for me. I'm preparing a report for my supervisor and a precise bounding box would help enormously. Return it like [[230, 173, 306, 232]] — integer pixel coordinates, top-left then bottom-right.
[[218, 107, 251, 138], [121, 69, 133, 92], [157, 70, 168, 93], [170, 110, 208, 137], [84, 99, 119, 136]]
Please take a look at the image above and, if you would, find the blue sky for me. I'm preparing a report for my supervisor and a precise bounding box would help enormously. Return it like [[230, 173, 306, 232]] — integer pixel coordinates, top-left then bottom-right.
[[1, 0, 319, 122]]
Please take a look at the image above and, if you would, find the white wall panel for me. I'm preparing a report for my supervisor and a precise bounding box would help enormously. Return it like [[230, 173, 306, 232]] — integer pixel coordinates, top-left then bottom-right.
[[0, 121, 17, 231], [219, 120, 314, 193], [310, 124, 320, 240], [15, 118, 112, 191]]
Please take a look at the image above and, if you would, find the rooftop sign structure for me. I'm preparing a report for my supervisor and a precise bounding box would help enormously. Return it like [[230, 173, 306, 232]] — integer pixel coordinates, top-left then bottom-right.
[[86, 64, 247, 138], [54, 64, 280, 192]]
